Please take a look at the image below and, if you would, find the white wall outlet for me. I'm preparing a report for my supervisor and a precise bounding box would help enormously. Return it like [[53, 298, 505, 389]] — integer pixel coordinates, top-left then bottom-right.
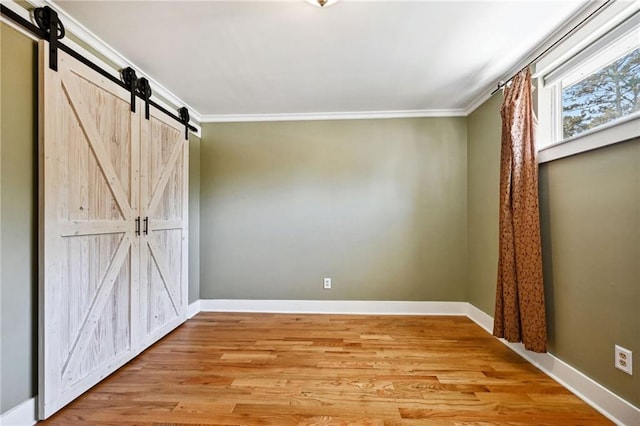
[[615, 345, 632, 375], [323, 277, 331, 289]]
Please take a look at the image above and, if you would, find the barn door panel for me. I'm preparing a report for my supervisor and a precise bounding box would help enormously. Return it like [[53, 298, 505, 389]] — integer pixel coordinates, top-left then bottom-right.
[[39, 43, 140, 419], [139, 107, 188, 345]]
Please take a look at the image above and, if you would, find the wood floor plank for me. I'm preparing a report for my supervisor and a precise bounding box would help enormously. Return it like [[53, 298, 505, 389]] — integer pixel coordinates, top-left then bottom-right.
[[39, 313, 612, 425]]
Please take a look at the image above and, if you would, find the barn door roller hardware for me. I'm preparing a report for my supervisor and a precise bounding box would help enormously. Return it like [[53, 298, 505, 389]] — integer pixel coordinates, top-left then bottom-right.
[[179, 107, 190, 140], [120, 67, 138, 113], [136, 78, 152, 120], [34, 6, 65, 71]]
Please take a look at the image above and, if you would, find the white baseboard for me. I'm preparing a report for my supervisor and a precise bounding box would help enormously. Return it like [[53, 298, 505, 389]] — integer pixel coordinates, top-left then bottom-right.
[[0, 397, 37, 426], [465, 303, 495, 333], [187, 300, 201, 319], [198, 299, 467, 315], [466, 303, 640, 426]]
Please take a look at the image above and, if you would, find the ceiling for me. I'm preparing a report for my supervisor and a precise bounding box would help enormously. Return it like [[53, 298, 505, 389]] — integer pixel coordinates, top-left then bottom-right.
[[53, 0, 588, 120]]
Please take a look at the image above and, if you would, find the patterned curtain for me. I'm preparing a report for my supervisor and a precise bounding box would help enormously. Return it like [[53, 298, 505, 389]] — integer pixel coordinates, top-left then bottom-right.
[[493, 68, 547, 353]]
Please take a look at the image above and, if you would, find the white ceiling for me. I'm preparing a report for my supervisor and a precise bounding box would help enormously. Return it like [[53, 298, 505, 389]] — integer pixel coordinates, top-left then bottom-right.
[[53, 0, 588, 120]]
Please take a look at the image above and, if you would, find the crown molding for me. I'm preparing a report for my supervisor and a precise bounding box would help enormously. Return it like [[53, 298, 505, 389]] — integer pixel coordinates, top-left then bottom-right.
[[22, 0, 202, 128], [200, 108, 467, 123]]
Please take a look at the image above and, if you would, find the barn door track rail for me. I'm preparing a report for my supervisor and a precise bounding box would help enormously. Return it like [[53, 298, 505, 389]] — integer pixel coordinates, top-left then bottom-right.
[[0, 4, 196, 139]]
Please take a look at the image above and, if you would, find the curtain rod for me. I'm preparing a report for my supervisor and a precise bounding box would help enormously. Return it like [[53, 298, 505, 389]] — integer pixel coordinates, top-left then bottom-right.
[[491, 0, 613, 95], [0, 4, 197, 134]]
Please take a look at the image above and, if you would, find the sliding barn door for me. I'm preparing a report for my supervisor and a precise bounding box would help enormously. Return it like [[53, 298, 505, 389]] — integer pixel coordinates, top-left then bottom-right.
[[39, 43, 140, 418], [139, 108, 189, 345]]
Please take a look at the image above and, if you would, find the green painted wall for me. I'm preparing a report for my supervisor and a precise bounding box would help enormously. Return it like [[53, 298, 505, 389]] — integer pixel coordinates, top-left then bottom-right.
[[0, 24, 38, 414], [467, 94, 640, 407], [467, 93, 501, 314], [200, 119, 468, 301], [189, 133, 201, 303], [539, 139, 639, 407]]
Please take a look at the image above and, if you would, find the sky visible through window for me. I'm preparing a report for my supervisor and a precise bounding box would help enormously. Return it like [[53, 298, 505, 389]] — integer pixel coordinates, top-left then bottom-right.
[[562, 47, 640, 139]]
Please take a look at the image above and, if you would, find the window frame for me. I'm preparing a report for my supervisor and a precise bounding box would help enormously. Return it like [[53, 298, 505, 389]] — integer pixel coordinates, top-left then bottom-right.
[[536, 8, 640, 163]]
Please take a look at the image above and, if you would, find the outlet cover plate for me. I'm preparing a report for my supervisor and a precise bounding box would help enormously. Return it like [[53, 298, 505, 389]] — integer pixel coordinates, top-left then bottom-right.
[[615, 345, 633, 375], [323, 278, 331, 289]]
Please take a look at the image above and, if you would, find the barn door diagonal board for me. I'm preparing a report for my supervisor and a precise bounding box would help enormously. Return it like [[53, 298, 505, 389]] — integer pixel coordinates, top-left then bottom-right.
[[60, 68, 133, 222], [60, 233, 133, 383], [146, 234, 180, 317], [145, 137, 184, 220]]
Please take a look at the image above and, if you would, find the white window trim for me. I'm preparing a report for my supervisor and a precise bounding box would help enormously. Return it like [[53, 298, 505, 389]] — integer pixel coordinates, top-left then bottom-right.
[[536, 4, 640, 164], [538, 115, 640, 163]]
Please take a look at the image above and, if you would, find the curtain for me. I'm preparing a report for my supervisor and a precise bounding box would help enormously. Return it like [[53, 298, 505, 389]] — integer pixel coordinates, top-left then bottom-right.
[[493, 68, 547, 353]]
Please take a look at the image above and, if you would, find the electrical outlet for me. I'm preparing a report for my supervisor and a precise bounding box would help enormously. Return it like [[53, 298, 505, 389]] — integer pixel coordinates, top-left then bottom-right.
[[615, 345, 632, 375], [323, 277, 331, 289]]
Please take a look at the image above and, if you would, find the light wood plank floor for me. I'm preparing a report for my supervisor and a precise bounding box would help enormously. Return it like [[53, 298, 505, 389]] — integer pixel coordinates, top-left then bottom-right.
[[41, 313, 612, 425]]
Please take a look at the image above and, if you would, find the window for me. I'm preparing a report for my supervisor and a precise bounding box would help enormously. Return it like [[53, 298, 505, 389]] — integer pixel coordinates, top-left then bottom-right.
[[562, 47, 639, 140], [537, 8, 640, 163]]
